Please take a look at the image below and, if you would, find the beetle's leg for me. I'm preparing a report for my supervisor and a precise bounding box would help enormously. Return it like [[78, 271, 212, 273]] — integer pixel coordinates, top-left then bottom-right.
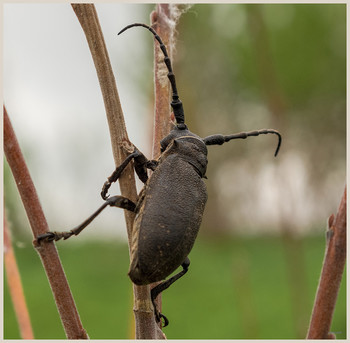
[[151, 257, 190, 327], [36, 195, 136, 244], [203, 129, 282, 157], [101, 148, 158, 200], [134, 153, 158, 184], [101, 150, 140, 200]]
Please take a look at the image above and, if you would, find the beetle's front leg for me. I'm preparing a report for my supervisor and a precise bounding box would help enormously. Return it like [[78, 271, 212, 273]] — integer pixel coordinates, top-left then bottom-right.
[[36, 195, 136, 244], [101, 148, 158, 200]]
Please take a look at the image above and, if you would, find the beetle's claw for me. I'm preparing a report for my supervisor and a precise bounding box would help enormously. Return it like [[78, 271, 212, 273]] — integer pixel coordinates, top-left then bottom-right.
[[36, 232, 56, 244], [101, 190, 110, 201], [154, 309, 169, 327], [101, 180, 112, 200], [160, 313, 169, 327]]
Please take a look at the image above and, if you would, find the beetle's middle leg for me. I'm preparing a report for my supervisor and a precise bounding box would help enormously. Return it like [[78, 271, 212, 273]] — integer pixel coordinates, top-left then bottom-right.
[[36, 195, 136, 243], [151, 257, 190, 326]]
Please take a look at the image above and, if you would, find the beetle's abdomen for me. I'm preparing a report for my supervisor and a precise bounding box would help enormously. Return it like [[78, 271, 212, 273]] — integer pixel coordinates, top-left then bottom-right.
[[128, 154, 207, 285]]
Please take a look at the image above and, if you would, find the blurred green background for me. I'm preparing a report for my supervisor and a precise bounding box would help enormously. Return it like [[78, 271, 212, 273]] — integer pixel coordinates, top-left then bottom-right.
[[4, 3, 346, 340], [4, 237, 346, 339]]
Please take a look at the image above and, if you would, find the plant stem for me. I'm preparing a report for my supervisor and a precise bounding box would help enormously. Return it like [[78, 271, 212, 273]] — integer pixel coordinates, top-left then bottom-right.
[[4, 105, 88, 339], [306, 186, 346, 339], [143, 5, 176, 335], [151, 5, 174, 159], [71, 4, 164, 339], [4, 211, 34, 339]]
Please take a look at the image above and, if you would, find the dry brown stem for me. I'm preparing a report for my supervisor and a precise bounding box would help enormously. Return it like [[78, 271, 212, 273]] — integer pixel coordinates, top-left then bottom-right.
[[306, 186, 346, 339], [4, 106, 88, 339], [140, 5, 177, 336], [71, 4, 164, 339], [4, 212, 34, 339], [151, 5, 174, 159]]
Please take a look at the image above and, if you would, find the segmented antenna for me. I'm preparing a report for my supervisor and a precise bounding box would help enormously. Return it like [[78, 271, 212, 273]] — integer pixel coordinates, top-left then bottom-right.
[[118, 23, 185, 128], [203, 129, 282, 157]]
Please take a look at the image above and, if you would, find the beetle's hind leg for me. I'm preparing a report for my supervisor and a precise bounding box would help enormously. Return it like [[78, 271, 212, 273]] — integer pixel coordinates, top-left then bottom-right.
[[36, 195, 136, 243], [151, 257, 190, 327]]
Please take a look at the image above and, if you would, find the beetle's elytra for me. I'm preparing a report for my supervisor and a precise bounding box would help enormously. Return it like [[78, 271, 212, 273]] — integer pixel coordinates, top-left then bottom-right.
[[129, 134, 208, 285], [37, 23, 281, 327]]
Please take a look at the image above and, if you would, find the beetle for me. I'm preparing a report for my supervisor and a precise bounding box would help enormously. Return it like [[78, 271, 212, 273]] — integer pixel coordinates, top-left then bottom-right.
[[37, 23, 281, 326]]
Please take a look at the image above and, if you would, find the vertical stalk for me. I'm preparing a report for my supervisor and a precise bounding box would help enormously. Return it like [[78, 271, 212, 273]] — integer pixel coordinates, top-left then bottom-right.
[[306, 186, 346, 339], [151, 5, 174, 159], [147, 5, 175, 333], [4, 106, 88, 339], [4, 212, 34, 339], [71, 4, 163, 339]]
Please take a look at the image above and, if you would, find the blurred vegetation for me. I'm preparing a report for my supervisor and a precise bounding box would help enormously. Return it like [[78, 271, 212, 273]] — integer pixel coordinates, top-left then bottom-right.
[[4, 237, 346, 339], [174, 4, 345, 234], [4, 3, 346, 340]]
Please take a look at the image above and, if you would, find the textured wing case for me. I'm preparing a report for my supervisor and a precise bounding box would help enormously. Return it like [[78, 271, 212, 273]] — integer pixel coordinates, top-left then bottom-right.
[[129, 154, 207, 285]]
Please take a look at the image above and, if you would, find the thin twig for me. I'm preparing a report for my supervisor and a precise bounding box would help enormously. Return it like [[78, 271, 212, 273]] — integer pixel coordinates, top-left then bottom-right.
[[4, 211, 34, 339], [306, 186, 346, 339], [71, 4, 163, 339], [4, 105, 88, 339]]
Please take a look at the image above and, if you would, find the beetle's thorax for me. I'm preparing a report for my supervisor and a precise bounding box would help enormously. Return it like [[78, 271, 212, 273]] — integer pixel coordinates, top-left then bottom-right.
[[159, 127, 208, 178]]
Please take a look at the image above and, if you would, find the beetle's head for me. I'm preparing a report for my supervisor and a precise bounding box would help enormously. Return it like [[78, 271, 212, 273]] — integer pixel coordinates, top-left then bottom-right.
[[160, 126, 196, 152], [160, 128, 208, 177]]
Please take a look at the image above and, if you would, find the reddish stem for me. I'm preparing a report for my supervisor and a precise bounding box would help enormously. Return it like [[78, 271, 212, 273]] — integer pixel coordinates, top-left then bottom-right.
[[151, 5, 174, 159], [4, 105, 88, 339], [306, 186, 346, 339], [4, 212, 34, 339]]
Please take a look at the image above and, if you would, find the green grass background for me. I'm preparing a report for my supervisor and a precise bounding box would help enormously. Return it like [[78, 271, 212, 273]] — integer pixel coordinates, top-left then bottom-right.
[[4, 235, 346, 339]]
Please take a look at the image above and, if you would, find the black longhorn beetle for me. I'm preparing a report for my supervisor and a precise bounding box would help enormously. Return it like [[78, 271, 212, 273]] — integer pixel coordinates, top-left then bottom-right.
[[37, 23, 281, 327]]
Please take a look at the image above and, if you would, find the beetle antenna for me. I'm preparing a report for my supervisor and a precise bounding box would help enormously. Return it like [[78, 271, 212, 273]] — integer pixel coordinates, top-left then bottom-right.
[[118, 23, 186, 128], [203, 129, 282, 157]]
